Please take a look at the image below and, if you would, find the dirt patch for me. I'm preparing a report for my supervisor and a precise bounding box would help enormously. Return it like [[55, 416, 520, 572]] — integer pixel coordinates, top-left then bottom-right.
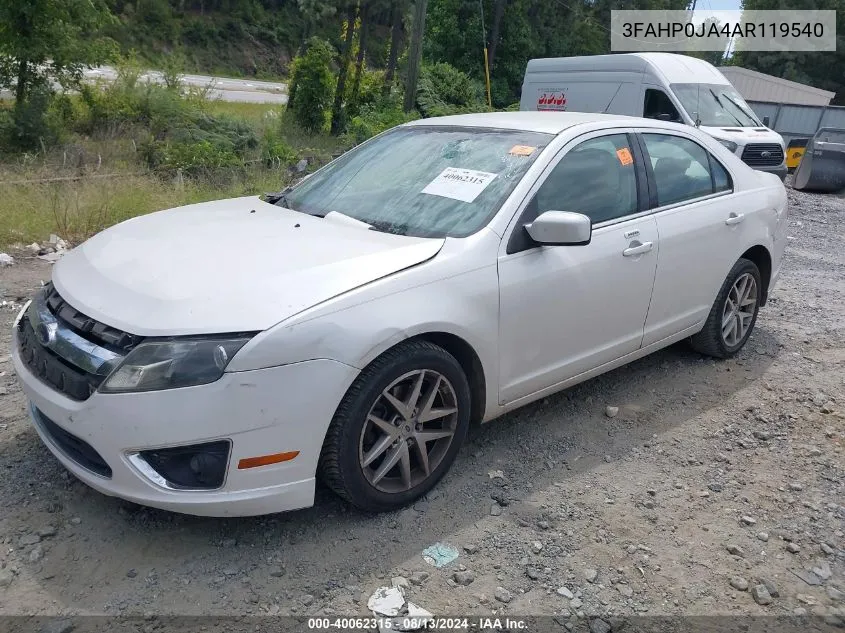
[[0, 184, 843, 623]]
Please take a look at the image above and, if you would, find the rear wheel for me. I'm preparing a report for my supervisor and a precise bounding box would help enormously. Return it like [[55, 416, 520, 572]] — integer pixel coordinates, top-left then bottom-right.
[[690, 258, 762, 359], [319, 340, 471, 512]]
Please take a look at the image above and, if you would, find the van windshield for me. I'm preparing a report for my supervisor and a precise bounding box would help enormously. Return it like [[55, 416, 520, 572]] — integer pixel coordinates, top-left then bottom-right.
[[671, 83, 762, 128]]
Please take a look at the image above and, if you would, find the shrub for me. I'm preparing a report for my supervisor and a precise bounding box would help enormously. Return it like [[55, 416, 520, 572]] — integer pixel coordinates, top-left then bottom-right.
[[2, 86, 63, 149], [416, 62, 486, 118], [345, 93, 419, 144], [288, 38, 335, 133]]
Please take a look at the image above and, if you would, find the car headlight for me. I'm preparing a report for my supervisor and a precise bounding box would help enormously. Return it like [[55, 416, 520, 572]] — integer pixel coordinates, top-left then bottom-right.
[[99, 335, 254, 394], [718, 139, 739, 153]]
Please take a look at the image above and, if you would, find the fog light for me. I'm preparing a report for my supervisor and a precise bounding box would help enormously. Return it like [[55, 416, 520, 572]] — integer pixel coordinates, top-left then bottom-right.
[[136, 440, 230, 490]]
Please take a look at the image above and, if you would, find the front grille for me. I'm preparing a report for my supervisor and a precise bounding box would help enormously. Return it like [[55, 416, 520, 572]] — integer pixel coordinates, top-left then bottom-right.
[[44, 283, 141, 351], [34, 407, 112, 478], [18, 317, 104, 400], [742, 143, 785, 167], [17, 285, 140, 401]]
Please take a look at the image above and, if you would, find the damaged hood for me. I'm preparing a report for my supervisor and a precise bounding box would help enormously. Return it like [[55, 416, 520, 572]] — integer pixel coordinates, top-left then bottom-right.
[[51, 196, 444, 336]]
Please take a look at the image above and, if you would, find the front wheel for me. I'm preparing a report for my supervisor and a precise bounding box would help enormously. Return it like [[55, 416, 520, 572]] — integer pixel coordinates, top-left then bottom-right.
[[690, 258, 762, 359], [319, 340, 471, 512]]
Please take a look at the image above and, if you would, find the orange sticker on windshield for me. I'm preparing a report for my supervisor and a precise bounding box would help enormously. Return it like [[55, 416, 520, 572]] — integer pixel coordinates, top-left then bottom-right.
[[509, 145, 537, 156], [616, 148, 634, 166]]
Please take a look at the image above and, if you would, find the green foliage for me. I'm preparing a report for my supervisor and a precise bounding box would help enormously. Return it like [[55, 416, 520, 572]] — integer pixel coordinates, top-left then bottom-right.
[[416, 62, 486, 117], [159, 50, 188, 90], [288, 37, 336, 133], [345, 92, 420, 144]]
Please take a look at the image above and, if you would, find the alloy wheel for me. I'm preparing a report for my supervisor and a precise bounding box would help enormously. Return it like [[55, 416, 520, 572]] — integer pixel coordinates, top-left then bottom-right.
[[721, 272, 758, 347], [358, 369, 459, 494]]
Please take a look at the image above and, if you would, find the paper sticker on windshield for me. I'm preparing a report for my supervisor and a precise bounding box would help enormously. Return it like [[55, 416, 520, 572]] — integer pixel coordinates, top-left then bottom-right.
[[422, 167, 498, 203], [509, 145, 537, 156], [616, 148, 634, 166]]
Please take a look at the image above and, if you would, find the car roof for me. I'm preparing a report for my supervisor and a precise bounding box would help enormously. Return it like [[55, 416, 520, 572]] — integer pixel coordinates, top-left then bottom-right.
[[403, 111, 636, 135]]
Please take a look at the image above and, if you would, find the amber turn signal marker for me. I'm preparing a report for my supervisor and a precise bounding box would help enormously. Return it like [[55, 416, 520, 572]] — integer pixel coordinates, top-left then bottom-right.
[[238, 451, 300, 469]]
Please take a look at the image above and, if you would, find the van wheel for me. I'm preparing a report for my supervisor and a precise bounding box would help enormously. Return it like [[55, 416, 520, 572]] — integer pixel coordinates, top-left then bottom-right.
[[319, 340, 471, 512], [690, 258, 761, 359]]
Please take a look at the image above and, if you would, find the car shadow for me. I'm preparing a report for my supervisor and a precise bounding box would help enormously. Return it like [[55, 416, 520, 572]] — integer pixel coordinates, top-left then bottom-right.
[[0, 327, 779, 613]]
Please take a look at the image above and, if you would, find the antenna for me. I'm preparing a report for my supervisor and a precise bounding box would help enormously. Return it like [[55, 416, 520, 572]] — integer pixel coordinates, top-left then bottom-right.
[[694, 82, 702, 127]]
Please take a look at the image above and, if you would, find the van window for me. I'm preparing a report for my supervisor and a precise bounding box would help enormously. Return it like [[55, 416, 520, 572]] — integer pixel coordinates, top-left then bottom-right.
[[644, 89, 681, 123], [642, 134, 729, 206], [532, 134, 638, 224]]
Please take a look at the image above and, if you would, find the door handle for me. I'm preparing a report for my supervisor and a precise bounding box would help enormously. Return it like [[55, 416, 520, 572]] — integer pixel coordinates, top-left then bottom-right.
[[725, 213, 745, 225], [623, 241, 653, 257]]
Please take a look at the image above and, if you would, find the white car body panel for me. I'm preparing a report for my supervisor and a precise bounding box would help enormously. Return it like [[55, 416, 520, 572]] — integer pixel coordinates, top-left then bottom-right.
[[52, 196, 444, 335], [12, 112, 788, 516]]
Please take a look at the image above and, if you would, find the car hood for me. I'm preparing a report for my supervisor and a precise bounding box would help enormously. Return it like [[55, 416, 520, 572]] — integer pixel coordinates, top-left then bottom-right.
[[702, 125, 785, 147], [52, 196, 444, 336]]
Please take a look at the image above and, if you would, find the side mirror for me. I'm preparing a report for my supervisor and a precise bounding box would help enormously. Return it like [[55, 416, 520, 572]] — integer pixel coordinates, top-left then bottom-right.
[[525, 211, 591, 246], [762, 115, 770, 127]]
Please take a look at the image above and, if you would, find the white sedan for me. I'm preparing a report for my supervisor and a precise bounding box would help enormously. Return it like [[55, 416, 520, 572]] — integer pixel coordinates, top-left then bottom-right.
[[12, 112, 788, 516]]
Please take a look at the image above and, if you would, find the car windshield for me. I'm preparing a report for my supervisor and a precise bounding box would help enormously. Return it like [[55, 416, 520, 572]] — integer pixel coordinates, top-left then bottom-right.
[[671, 83, 762, 128], [279, 126, 552, 238]]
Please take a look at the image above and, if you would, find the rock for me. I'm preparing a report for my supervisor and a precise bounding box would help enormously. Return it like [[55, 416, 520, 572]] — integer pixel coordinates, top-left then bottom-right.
[[294, 159, 308, 173], [570, 598, 583, 609], [0, 254, 14, 267], [463, 544, 478, 555], [756, 532, 770, 542], [758, 579, 779, 598], [828, 586, 844, 602], [221, 538, 237, 548], [557, 586, 574, 599], [811, 562, 832, 581], [29, 546, 44, 562], [590, 619, 611, 633], [19, 534, 41, 547], [791, 570, 823, 586], [538, 520, 550, 530], [300, 594, 315, 607], [726, 544, 746, 558], [126, 569, 137, 578], [605, 406, 619, 418], [269, 567, 285, 578], [0, 569, 14, 587], [752, 430, 771, 440], [730, 577, 749, 591], [786, 542, 800, 554], [584, 568, 598, 583], [808, 447, 822, 457], [708, 482, 723, 492], [409, 571, 429, 586], [37, 526, 57, 538], [491, 491, 510, 507], [41, 619, 74, 633], [531, 541, 543, 554], [70, 517, 81, 525], [526, 567, 541, 580], [741, 516, 757, 526], [751, 584, 773, 605], [793, 608, 808, 616], [618, 584, 634, 598], [494, 587, 513, 603], [27, 243, 40, 254], [490, 504, 502, 516], [391, 576, 411, 591], [453, 571, 475, 586], [820, 543, 835, 555], [788, 482, 804, 491]]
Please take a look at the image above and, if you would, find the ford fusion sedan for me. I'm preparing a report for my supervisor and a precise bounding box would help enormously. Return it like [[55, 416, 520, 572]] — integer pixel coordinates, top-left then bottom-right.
[[12, 112, 788, 516]]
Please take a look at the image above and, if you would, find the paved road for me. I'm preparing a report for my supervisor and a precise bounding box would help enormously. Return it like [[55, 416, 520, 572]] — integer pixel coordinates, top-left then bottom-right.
[[82, 66, 289, 104]]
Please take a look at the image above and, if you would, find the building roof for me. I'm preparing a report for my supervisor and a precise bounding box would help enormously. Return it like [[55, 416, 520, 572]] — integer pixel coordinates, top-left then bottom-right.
[[719, 66, 835, 106]]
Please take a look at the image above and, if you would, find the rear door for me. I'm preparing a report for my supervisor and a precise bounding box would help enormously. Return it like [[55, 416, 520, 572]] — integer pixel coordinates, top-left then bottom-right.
[[637, 131, 749, 347]]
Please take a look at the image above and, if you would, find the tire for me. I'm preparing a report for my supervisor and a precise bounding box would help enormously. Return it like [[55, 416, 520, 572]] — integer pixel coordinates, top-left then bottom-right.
[[319, 340, 471, 512], [690, 258, 762, 359]]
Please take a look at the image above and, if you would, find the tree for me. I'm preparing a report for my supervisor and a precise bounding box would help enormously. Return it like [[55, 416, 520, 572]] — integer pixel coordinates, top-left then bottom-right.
[[330, 2, 358, 134], [289, 37, 336, 132], [350, 2, 371, 109], [0, 0, 117, 107], [403, 0, 428, 111], [384, 0, 406, 91]]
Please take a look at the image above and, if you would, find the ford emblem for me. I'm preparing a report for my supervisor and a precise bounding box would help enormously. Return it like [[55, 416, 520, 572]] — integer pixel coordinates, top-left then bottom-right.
[[36, 322, 58, 346]]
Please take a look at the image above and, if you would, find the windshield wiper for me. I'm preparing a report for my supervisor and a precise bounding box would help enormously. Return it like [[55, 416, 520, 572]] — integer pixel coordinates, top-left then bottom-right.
[[709, 89, 745, 127], [367, 219, 413, 236], [263, 186, 293, 207], [722, 94, 760, 126]]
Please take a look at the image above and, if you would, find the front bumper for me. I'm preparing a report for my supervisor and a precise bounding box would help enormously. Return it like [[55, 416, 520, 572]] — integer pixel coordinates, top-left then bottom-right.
[[12, 322, 358, 516]]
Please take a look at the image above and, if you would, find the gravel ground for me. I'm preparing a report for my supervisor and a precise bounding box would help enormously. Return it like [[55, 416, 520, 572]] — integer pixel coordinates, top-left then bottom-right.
[[0, 182, 843, 628]]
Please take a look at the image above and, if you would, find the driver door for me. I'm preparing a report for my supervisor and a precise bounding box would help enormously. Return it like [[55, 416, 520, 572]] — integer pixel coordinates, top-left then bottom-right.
[[497, 131, 659, 405]]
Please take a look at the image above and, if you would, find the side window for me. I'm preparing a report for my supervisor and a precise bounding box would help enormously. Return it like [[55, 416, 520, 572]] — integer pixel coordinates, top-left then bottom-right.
[[641, 134, 720, 206], [532, 134, 638, 225], [644, 89, 681, 123], [710, 156, 733, 193]]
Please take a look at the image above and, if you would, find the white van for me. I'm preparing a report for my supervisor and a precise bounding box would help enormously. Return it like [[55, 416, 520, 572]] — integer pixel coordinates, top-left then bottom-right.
[[520, 52, 787, 179]]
